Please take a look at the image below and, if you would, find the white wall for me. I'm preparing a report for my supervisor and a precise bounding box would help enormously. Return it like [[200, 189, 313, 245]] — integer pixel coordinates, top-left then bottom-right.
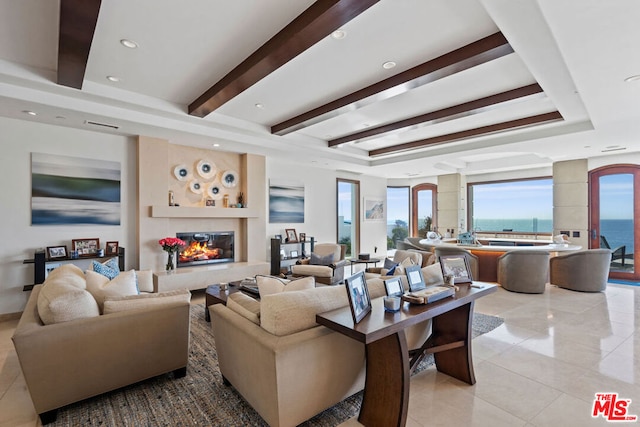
[[0, 117, 137, 316]]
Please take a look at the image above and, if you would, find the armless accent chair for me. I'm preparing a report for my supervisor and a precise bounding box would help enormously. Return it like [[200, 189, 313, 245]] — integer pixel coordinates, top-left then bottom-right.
[[434, 246, 479, 281], [497, 250, 550, 293], [550, 249, 612, 292]]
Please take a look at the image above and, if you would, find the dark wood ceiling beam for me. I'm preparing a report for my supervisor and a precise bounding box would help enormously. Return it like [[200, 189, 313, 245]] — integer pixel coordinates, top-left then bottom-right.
[[368, 111, 564, 157], [271, 32, 512, 135], [328, 83, 544, 147], [188, 0, 379, 118], [57, 0, 102, 89]]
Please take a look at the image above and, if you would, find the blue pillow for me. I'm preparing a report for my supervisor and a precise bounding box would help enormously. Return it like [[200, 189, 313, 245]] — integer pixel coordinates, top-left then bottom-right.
[[92, 258, 120, 280], [310, 253, 335, 266], [383, 258, 399, 275]]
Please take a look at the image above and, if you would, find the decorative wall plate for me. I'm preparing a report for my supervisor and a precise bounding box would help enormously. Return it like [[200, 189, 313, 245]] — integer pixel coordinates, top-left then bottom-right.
[[207, 184, 223, 199], [173, 164, 190, 181], [196, 160, 216, 179], [189, 180, 203, 194], [221, 170, 239, 188]]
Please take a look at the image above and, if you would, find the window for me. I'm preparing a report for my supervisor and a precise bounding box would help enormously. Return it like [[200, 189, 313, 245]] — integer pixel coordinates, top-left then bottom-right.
[[337, 179, 360, 258], [468, 178, 552, 234], [387, 186, 409, 249], [412, 184, 436, 237]]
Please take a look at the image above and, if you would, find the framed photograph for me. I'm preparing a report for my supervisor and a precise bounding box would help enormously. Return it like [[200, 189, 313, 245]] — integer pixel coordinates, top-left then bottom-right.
[[72, 238, 100, 257], [274, 234, 283, 243], [205, 198, 215, 207], [285, 228, 298, 243], [299, 232, 306, 242], [363, 197, 384, 221], [384, 276, 404, 297], [106, 241, 119, 256], [290, 250, 299, 258], [405, 264, 426, 292], [45, 263, 60, 278], [345, 271, 372, 324], [46, 245, 67, 259], [439, 255, 472, 284]]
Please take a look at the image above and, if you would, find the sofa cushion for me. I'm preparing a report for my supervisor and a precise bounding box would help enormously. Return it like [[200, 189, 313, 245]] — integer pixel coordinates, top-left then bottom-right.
[[136, 270, 154, 293], [422, 262, 444, 286], [37, 264, 99, 325], [260, 286, 348, 336], [103, 289, 191, 314], [256, 275, 315, 297], [310, 252, 334, 266], [86, 269, 139, 313], [91, 258, 120, 280], [226, 292, 261, 325]]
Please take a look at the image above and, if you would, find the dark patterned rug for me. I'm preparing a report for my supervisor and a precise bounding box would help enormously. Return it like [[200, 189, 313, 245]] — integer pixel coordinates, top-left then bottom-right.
[[51, 304, 503, 426]]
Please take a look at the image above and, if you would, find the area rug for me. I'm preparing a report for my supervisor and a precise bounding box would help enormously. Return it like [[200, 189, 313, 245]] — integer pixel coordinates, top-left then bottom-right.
[[50, 304, 503, 426]]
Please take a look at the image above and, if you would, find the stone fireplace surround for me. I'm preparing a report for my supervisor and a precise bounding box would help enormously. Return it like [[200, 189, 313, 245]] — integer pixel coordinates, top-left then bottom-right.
[[137, 136, 268, 292]]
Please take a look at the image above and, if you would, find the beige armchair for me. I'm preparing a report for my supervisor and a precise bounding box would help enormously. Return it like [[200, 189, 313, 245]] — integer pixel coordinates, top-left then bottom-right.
[[366, 249, 423, 277], [434, 246, 479, 280], [550, 249, 612, 292], [497, 250, 550, 293], [291, 243, 347, 285]]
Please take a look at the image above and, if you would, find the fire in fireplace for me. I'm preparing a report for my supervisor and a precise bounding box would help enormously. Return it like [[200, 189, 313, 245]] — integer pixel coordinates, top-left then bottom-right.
[[176, 231, 234, 267]]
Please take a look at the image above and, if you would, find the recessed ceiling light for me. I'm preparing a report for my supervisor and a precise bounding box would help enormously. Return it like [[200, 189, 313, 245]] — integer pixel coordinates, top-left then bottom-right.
[[120, 39, 138, 49], [22, 110, 37, 116], [624, 74, 640, 83], [106, 75, 121, 82], [213, 143, 220, 147], [331, 29, 346, 39], [255, 103, 264, 109], [382, 61, 396, 69]]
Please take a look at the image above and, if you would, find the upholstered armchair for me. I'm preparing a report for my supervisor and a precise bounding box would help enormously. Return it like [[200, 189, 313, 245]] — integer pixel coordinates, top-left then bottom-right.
[[434, 246, 479, 281], [366, 249, 423, 277], [497, 250, 550, 293], [291, 243, 347, 285], [550, 249, 612, 292]]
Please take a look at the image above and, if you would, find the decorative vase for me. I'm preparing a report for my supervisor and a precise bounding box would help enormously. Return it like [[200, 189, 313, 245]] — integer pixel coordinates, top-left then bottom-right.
[[166, 251, 176, 272]]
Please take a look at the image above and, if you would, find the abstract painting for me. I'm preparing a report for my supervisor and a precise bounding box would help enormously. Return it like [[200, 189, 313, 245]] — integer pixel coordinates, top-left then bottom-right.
[[31, 153, 121, 225], [363, 197, 384, 221], [269, 180, 304, 223]]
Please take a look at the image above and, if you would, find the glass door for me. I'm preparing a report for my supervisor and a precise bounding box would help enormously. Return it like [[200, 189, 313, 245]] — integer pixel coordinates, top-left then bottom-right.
[[412, 183, 437, 237], [337, 179, 360, 259], [589, 165, 640, 280]]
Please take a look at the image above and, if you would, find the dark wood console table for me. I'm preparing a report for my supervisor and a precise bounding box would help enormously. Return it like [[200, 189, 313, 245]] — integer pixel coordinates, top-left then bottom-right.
[[316, 282, 496, 427]]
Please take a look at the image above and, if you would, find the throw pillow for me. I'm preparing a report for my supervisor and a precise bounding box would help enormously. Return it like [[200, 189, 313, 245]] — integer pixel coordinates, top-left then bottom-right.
[[226, 292, 261, 325], [86, 269, 139, 313], [103, 289, 191, 314], [136, 270, 154, 293], [394, 256, 415, 276], [422, 262, 444, 286], [310, 252, 334, 266], [37, 281, 100, 325], [256, 275, 315, 297], [91, 258, 120, 280]]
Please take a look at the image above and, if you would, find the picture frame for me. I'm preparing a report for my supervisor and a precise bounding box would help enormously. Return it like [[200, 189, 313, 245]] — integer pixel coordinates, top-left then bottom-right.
[[299, 232, 306, 242], [45, 263, 60, 278], [46, 245, 67, 259], [290, 250, 299, 258], [72, 238, 100, 257], [384, 276, 404, 297], [106, 241, 119, 256], [274, 234, 283, 243], [205, 198, 215, 207], [405, 264, 426, 292], [363, 197, 384, 221], [285, 228, 298, 243], [344, 271, 372, 324], [439, 255, 473, 284]]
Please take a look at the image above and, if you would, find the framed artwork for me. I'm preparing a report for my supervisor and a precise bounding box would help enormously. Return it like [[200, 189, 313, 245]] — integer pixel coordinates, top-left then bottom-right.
[[205, 198, 215, 206], [47, 245, 67, 259], [345, 271, 372, 324], [72, 238, 100, 257], [363, 197, 384, 221], [405, 264, 426, 292], [106, 241, 119, 256], [290, 250, 299, 258], [285, 228, 298, 243], [269, 180, 304, 223], [274, 234, 283, 242], [384, 276, 404, 297], [299, 232, 306, 242], [439, 255, 472, 284]]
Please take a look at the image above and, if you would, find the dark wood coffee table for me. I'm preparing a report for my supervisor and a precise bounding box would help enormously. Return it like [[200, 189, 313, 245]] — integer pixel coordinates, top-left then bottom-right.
[[316, 282, 496, 427], [204, 281, 250, 321]]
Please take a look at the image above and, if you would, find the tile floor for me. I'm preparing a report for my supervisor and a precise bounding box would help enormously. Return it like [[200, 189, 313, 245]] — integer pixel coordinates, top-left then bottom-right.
[[2, 284, 639, 426]]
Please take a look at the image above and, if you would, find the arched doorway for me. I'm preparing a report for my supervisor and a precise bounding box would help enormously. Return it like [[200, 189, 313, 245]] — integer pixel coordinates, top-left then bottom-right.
[[589, 165, 640, 281]]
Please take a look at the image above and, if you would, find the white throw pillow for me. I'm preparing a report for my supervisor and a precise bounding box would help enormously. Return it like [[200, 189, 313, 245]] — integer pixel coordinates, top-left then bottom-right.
[[136, 270, 154, 293], [86, 269, 139, 313], [256, 275, 315, 297], [226, 292, 261, 325], [103, 289, 191, 314], [394, 256, 416, 275]]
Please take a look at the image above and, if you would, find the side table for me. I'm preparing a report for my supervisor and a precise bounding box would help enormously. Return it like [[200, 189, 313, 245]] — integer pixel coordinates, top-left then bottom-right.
[[348, 257, 383, 275]]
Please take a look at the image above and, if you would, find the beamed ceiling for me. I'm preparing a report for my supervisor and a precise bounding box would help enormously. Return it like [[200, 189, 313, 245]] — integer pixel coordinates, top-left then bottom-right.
[[1, 0, 639, 177]]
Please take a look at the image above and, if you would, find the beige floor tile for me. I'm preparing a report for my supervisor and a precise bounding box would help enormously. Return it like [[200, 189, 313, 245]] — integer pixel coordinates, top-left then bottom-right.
[[517, 332, 608, 369], [529, 393, 612, 427]]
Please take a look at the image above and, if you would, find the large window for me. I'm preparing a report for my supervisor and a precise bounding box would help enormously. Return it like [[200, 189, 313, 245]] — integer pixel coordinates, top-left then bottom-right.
[[337, 179, 360, 258], [412, 184, 436, 237], [387, 186, 409, 249], [468, 178, 553, 234]]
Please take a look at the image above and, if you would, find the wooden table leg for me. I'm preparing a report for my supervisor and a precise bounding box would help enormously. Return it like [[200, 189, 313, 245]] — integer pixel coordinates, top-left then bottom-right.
[[432, 301, 476, 385], [359, 331, 410, 427]]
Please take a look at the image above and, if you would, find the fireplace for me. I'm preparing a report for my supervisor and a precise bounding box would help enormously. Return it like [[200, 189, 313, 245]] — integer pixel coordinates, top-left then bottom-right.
[[176, 231, 234, 268]]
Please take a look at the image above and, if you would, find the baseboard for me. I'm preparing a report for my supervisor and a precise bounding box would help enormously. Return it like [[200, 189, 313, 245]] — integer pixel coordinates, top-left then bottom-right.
[[0, 311, 21, 322]]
